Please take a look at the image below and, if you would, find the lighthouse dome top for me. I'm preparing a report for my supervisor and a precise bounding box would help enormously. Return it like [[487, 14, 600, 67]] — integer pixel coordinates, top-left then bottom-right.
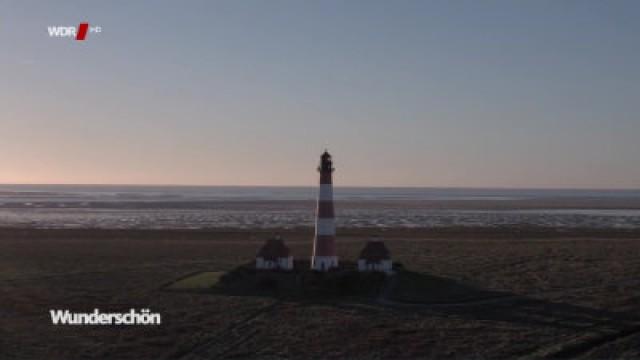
[[318, 150, 334, 173], [318, 149, 335, 173]]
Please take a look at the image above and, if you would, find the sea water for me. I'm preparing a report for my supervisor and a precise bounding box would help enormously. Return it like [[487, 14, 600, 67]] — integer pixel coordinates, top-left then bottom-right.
[[0, 185, 639, 229]]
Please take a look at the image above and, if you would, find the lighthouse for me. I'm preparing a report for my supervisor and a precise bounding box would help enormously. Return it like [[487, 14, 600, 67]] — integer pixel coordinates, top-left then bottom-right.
[[311, 150, 339, 271]]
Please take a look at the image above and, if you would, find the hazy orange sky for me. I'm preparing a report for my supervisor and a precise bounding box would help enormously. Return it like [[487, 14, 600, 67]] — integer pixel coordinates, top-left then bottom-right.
[[2, 1, 639, 188]]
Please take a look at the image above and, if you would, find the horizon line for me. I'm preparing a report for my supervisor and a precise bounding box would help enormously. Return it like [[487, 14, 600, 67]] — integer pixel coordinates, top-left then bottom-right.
[[0, 183, 639, 191]]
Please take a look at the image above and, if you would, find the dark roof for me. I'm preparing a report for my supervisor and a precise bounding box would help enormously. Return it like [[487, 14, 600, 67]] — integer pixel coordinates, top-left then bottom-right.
[[257, 237, 290, 260], [359, 241, 391, 262]]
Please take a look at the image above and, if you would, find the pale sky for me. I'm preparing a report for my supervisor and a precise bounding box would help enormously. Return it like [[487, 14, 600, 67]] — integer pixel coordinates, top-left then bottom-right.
[[1, 0, 639, 188]]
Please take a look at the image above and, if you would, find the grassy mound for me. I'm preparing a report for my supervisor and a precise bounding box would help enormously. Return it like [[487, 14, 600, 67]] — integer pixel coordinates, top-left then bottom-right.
[[389, 270, 504, 304], [164, 261, 504, 305], [216, 260, 388, 299]]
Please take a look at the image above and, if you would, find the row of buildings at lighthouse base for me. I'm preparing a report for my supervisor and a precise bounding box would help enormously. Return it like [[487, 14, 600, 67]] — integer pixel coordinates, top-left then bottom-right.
[[255, 236, 393, 274]]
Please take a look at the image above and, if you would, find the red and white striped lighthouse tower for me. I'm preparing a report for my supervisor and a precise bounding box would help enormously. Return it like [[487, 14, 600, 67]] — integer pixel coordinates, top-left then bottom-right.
[[312, 150, 338, 271]]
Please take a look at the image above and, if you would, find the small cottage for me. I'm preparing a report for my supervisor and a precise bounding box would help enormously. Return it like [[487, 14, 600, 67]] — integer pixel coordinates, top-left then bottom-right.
[[256, 236, 293, 270], [357, 239, 392, 274]]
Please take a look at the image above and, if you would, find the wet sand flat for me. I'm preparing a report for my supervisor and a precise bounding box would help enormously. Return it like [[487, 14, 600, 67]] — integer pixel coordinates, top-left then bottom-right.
[[1, 227, 640, 359]]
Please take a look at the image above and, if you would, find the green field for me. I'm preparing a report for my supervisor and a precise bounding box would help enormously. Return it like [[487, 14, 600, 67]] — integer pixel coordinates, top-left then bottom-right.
[[166, 271, 223, 290]]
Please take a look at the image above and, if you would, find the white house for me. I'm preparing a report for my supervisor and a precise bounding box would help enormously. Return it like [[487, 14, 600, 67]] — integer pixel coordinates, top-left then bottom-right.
[[357, 240, 392, 274], [256, 236, 293, 270]]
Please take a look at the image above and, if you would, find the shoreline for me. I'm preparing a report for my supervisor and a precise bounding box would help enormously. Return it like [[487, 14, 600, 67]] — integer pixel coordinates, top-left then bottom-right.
[[3, 198, 640, 210], [2, 226, 640, 240]]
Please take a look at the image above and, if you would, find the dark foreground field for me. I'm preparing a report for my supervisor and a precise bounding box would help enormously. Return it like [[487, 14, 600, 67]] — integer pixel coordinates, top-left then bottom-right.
[[1, 227, 640, 359]]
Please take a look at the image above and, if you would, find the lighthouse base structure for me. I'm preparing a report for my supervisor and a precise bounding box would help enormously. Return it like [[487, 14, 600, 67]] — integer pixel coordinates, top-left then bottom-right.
[[311, 256, 339, 271]]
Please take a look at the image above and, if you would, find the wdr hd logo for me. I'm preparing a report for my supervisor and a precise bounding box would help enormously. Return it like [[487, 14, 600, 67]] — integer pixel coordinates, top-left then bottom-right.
[[47, 23, 101, 41]]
